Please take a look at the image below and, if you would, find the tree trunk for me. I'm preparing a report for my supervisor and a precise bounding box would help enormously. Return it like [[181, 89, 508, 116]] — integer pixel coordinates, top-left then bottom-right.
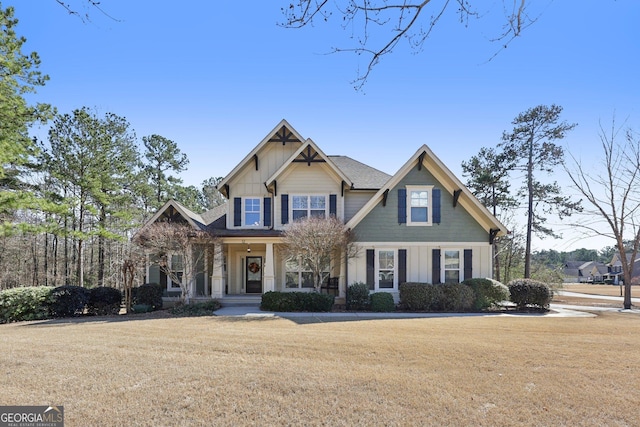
[[98, 205, 106, 287], [524, 132, 535, 279]]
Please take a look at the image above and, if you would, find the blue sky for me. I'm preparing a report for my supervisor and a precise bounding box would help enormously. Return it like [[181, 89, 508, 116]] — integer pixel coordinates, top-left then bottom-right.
[[12, 1, 640, 251]]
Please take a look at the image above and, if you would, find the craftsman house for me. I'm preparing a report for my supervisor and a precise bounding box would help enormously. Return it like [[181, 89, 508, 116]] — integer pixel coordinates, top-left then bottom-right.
[[140, 120, 507, 303]]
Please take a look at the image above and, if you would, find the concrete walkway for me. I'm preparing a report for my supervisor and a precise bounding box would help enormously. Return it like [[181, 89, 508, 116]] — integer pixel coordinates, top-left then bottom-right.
[[213, 303, 638, 320]]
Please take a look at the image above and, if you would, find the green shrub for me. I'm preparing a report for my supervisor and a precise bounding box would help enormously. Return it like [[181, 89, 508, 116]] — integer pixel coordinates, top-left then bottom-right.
[[462, 278, 510, 311], [50, 285, 90, 317], [346, 282, 370, 311], [261, 291, 334, 312], [440, 283, 475, 311], [370, 292, 395, 312], [87, 286, 122, 316], [398, 283, 442, 311], [132, 283, 163, 310], [131, 304, 153, 313], [508, 279, 553, 310], [170, 300, 221, 316], [0, 286, 54, 323]]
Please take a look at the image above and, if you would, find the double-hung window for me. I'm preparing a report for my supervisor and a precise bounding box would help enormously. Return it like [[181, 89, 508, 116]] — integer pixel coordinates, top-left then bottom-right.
[[377, 249, 396, 289], [406, 185, 433, 225], [244, 198, 261, 227], [292, 195, 326, 220], [444, 250, 461, 283], [285, 257, 325, 289], [169, 254, 184, 291]]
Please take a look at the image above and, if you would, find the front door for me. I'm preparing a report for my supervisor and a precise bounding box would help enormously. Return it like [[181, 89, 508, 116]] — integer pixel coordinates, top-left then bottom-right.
[[246, 256, 263, 294]]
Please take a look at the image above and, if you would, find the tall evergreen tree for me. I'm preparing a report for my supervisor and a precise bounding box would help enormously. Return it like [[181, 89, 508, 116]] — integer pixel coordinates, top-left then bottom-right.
[[142, 134, 188, 208], [47, 108, 140, 286], [499, 104, 581, 278], [0, 4, 53, 231]]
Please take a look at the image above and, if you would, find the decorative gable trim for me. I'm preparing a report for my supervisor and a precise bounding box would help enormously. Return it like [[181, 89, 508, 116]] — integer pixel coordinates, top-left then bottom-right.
[[268, 124, 302, 145], [265, 138, 352, 189], [135, 199, 204, 240], [216, 119, 305, 198], [346, 144, 507, 237]]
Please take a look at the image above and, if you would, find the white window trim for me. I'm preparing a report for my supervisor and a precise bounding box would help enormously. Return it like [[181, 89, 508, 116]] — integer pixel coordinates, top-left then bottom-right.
[[406, 185, 433, 226], [442, 249, 462, 284], [283, 257, 325, 290], [243, 197, 262, 228], [376, 248, 397, 291], [290, 194, 328, 221]]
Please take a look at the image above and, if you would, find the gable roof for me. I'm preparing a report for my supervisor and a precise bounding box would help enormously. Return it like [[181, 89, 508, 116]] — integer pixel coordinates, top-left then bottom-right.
[[328, 155, 391, 190], [138, 199, 207, 233], [265, 138, 352, 189], [345, 144, 508, 236], [216, 119, 304, 198]]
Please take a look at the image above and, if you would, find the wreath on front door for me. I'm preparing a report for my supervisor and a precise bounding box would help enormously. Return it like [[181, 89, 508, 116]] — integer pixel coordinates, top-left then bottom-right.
[[248, 262, 261, 274]]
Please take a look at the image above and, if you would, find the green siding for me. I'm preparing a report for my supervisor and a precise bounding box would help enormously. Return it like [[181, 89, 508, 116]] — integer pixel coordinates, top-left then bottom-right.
[[353, 167, 488, 242]]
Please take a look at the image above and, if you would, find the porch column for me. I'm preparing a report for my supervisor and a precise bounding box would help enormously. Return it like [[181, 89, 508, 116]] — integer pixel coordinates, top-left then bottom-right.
[[263, 243, 275, 293], [211, 244, 224, 299], [339, 250, 346, 298]]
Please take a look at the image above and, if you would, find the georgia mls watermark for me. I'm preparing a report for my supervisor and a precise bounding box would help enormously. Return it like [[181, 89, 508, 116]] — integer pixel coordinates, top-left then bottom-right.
[[0, 406, 64, 427]]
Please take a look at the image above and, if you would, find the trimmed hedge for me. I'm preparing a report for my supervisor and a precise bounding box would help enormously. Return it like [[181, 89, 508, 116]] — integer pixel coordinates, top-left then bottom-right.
[[370, 292, 395, 312], [0, 286, 54, 323], [398, 283, 443, 311], [170, 300, 221, 316], [508, 279, 553, 310], [87, 286, 123, 316], [346, 282, 370, 311], [462, 278, 509, 311], [261, 291, 335, 312], [132, 283, 163, 310], [50, 285, 90, 318], [440, 283, 475, 312], [399, 282, 476, 312]]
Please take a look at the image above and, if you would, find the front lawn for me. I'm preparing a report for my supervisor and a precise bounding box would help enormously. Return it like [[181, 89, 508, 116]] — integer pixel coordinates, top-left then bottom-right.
[[1, 313, 639, 426]]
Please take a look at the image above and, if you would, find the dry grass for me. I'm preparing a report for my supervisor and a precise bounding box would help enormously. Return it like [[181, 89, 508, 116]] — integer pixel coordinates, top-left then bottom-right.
[[2, 312, 640, 426], [553, 284, 636, 308], [562, 283, 634, 297]]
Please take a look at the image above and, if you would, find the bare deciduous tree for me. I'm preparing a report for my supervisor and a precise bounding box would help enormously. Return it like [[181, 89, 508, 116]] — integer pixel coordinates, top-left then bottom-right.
[[281, 0, 539, 89], [282, 216, 356, 292], [135, 222, 217, 303], [565, 119, 640, 309]]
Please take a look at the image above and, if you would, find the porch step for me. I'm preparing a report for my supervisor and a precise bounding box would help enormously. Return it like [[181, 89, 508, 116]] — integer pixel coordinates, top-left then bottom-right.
[[221, 295, 262, 306]]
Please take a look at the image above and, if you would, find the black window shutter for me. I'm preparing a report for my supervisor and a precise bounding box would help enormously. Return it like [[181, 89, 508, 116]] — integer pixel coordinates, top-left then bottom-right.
[[432, 249, 441, 284], [398, 189, 407, 224], [233, 197, 241, 227], [366, 249, 375, 290], [398, 249, 407, 285], [263, 197, 271, 227], [281, 194, 289, 224], [464, 249, 473, 280], [329, 194, 337, 217], [432, 188, 441, 224]]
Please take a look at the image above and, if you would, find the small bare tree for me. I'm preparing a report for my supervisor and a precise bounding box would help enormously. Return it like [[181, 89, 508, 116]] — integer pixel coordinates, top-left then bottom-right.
[[282, 216, 356, 292], [565, 119, 639, 309], [135, 222, 217, 304]]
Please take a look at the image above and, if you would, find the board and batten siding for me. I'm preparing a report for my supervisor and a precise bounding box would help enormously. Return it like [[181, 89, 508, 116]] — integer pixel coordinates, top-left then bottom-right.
[[352, 167, 488, 243], [225, 140, 302, 228], [348, 242, 493, 293], [275, 162, 344, 229]]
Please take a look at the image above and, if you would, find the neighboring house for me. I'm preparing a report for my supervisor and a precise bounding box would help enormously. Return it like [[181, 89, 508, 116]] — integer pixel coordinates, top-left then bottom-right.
[[562, 261, 608, 283], [139, 120, 507, 302], [603, 252, 640, 285]]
